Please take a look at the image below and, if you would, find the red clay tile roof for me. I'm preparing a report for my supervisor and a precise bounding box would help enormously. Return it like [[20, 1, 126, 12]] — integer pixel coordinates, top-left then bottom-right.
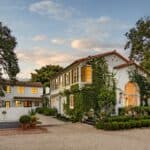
[[14, 96, 42, 101], [114, 61, 150, 75], [68, 50, 129, 68], [3, 80, 43, 87], [50, 50, 129, 79], [114, 61, 135, 69]]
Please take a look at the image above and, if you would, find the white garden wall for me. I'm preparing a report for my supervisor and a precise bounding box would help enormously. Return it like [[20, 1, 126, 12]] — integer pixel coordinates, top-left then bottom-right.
[[0, 107, 37, 122]]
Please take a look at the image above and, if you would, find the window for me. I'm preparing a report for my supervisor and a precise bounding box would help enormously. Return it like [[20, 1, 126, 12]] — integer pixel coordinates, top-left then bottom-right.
[[17, 86, 24, 94], [23, 101, 32, 107], [60, 75, 63, 87], [15, 101, 22, 107], [69, 94, 74, 109], [55, 78, 59, 89], [5, 101, 10, 108], [6, 86, 11, 93], [31, 87, 38, 94], [73, 68, 79, 83], [81, 65, 92, 83], [65, 72, 70, 85]]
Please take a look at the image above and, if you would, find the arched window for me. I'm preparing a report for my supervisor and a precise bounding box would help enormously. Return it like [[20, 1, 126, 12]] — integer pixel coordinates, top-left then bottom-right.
[[124, 82, 140, 106]]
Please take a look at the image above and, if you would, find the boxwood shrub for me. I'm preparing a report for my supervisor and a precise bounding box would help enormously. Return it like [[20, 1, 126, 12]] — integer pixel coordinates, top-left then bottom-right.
[[96, 119, 150, 130], [103, 115, 150, 122], [19, 115, 31, 124], [36, 107, 57, 116], [119, 106, 150, 116]]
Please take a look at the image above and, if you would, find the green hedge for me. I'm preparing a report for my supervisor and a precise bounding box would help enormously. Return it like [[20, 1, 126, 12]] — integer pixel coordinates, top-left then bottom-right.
[[56, 114, 71, 122], [96, 119, 150, 130], [119, 106, 150, 115], [103, 115, 150, 122], [36, 107, 57, 116], [19, 115, 31, 124]]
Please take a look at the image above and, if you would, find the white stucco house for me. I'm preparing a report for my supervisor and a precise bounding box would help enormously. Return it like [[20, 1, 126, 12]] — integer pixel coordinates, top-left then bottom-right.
[[49, 50, 149, 115], [0, 80, 43, 121]]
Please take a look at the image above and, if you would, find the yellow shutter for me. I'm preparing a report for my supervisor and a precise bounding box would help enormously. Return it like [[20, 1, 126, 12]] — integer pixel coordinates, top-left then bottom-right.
[[85, 66, 92, 83], [31, 87, 38, 94], [17, 86, 24, 94], [6, 86, 11, 93], [81, 65, 92, 83]]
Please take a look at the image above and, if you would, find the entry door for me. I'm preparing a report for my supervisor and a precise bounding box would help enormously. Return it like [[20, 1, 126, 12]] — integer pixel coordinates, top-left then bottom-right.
[[124, 82, 139, 106]]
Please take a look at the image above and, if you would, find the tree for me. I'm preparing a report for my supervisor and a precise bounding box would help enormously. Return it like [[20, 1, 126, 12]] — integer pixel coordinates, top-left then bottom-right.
[[125, 17, 150, 71], [31, 65, 63, 87], [0, 22, 20, 96]]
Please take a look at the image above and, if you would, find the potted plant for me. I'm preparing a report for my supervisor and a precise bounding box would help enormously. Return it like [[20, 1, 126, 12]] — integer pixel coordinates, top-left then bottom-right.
[[2, 110, 7, 120], [19, 115, 31, 130], [30, 115, 39, 128]]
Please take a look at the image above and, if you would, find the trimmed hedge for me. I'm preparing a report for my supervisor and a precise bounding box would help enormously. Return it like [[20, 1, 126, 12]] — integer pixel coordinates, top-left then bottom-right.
[[36, 107, 57, 116], [56, 114, 71, 122], [19, 115, 31, 124], [119, 106, 150, 115], [96, 119, 150, 130], [103, 115, 150, 122]]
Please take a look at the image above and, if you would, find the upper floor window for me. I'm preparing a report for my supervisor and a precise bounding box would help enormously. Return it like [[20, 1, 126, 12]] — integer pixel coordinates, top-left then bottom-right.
[[17, 86, 24, 94], [73, 67, 79, 83], [60, 75, 63, 87], [31, 87, 38, 94], [6, 86, 11, 93], [65, 72, 70, 86], [81, 65, 92, 83]]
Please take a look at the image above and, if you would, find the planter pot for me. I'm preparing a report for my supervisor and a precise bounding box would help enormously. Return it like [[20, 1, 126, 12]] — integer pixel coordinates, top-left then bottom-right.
[[30, 122, 36, 128], [21, 123, 30, 130]]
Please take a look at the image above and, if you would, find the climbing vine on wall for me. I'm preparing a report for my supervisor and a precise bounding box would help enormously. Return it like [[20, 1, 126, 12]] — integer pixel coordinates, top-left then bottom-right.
[[64, 57, 116, 121]]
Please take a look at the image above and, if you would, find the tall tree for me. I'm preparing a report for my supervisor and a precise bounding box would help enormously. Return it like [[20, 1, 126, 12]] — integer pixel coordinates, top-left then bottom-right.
[[125, 17, 150, 71], [31, 65, 63, 87], [0, 22, 20, 96]]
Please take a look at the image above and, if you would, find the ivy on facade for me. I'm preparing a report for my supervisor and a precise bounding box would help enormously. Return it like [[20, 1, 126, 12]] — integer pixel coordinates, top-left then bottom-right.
[[64, 58, 116, 121]]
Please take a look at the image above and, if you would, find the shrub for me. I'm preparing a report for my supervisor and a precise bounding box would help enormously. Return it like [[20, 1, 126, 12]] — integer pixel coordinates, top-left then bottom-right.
[[30, 115, 39, 122], [119, 106, 150, 116], [96, 119, 150, 130], [56, 114, 71, 122], [19, 115, 31, 124], [36, 107, 45, 114], [103, 115, 150, 122], [36, 107, 57, 116], [43, 108, 57, 116], [96, 121, 104, 129]]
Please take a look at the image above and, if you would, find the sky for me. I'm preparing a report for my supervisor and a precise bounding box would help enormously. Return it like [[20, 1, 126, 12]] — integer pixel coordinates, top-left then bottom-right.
[[0, 0, 150, 79]]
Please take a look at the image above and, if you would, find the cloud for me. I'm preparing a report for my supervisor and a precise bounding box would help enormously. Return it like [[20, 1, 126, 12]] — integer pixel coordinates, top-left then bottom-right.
[[71, 38, 123, 51], [32, 35, 47, 41], [68, 16, 111, 40], [97, 16, 111, 24], [71, 39, 99, 50], [29, 0, 74, 20], [51, 38, 66, 45], [17, 47, 74, 67]]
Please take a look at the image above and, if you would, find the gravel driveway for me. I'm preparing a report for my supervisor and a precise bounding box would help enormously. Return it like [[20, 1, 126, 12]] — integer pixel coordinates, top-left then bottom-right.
[[0, 116, 150, 150]]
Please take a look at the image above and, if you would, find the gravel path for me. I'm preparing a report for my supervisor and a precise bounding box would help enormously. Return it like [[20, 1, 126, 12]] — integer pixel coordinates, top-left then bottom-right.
[[0, 116, 150, 150], [37, 114, 66, 126]]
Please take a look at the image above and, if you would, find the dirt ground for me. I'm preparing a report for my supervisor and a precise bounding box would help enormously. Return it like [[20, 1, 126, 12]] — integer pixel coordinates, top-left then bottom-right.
[[0, 115, 149, 150]]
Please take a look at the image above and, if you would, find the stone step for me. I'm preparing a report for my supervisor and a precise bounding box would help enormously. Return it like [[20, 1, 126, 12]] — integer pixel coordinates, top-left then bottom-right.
[[0, 122, 19, 129]]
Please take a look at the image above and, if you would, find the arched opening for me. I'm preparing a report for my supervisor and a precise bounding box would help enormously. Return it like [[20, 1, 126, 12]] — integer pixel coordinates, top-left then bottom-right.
[[124, 82, 140, 107]]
